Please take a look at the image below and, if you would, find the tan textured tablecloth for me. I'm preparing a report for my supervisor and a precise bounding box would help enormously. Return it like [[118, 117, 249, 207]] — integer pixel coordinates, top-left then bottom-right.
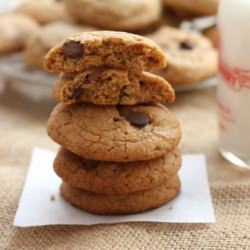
[[0, 87, 250, 250]]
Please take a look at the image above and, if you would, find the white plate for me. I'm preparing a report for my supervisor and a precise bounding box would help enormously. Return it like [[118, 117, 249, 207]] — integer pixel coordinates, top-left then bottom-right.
[[0, 53, 57, 101], [174, 76, 218, 92]]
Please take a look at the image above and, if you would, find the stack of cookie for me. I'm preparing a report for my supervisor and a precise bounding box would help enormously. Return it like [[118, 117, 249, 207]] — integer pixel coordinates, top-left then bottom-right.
[[44, 31, 182, 215]]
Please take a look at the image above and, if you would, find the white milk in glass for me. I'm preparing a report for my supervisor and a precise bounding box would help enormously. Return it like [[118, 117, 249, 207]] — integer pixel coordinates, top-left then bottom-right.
[[218, 0, 250, 169]]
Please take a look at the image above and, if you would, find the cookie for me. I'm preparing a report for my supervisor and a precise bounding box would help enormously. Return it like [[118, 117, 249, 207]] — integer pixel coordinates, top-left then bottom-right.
[[53, 69, 175, 105], [148, 26, 218, 85], [43, 31, 167, 73], [64, 0, 161, 31], [203, 26, 218, 48], [129, 10, 182, 36], [24, 22, 95, 68], [0, 14, 39, 55], [60, 175, 180, 214], [47, 103, 181, 162], [54, 147, 181, 195], [15, 0, 72, 25], [163, 0, 219, 16]]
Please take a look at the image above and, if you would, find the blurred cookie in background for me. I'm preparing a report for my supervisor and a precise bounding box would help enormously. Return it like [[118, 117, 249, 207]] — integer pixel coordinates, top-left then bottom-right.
[[64, 0, 162, 31], [138, 10, 182, 35], [162, 0, 219, 17], [203, 26, 218, 48], [158, 10, 182, 28], [148, 26, 218, 85], [0, 13, 39, 55], [24, 22, 96, 69], [15, 0, 72, 25]]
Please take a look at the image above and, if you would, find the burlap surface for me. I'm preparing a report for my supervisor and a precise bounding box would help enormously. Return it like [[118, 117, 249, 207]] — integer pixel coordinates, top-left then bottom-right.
[[0, 87, 249, 250]]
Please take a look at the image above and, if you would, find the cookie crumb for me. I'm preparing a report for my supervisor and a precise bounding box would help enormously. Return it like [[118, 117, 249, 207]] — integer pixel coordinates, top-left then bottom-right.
[[168, 206, 173, 210], [50, 195, 55, 202]]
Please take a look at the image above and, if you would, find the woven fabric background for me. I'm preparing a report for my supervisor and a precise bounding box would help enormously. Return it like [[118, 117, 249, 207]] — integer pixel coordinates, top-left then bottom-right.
[[0, 88, 249, 250]]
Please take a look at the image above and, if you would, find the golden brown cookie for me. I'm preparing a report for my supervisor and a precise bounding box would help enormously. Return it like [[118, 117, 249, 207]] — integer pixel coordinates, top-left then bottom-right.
[[61, 175, 181, 214], [47, 103, 181, 162], [163, 0, 219, 16], [148, 26, 218, 85], [54, 147, 181, 195], [137, 10, 182, 36], [203, 26, 218, 48], [64, 0, 162, 31], [24, 22, 95, 68], [15, 0, 72, 25], [0, 14, 39, 55], [53, 69, 175, 105], [43, 31, 167, 73]]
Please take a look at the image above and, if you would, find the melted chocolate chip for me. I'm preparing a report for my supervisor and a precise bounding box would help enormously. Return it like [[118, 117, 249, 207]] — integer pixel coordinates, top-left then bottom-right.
[[113, 117, 120, 122], [139, 80, 144, 86], [62, 40, 84, 58], [126, 111, 150, 128], [72, 86, 84, 100], [179, 41, 194, 50], [84, 68, 105, 83]]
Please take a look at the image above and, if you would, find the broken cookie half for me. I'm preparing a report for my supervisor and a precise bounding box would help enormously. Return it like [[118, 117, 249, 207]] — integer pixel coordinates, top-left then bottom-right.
[[43, 31, 167, 73], [53, 69, 175, 105]]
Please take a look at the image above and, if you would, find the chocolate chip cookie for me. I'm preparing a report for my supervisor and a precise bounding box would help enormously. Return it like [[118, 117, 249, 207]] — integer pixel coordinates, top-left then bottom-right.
[[54, 147, 181, 195], [43, 31, 167, 73], [15, 0, 72, 25], [0, 14, 39, 55], [61, 175, 180, 214], [203, 26, 218, 48], [24, 22, 95, 68], [47, 103, 181, 162], [53, 69, 175, 105], [163, 0, 219, 16], [148, 26, 218, 85], [64, 0, 161, 31]]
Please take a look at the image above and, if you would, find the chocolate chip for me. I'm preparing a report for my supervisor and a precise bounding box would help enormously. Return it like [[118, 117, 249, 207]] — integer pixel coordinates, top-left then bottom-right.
[[118, 86, 127, 102], [139, 80, 144, 86], [117, 105, 127, 117], [72, 86, 84, 100], [85, 69, 105, 83], [62, 40, 84, 58], [126, 111, 150, 128], [179, 41, 194, 50], [113, 117, 120, 122]]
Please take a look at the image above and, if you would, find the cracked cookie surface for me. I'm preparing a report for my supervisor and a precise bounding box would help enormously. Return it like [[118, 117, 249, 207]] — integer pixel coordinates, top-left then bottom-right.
[[61, 175, 180, 214], [47, 103, 181, 162], [148, 26, 217, 85], [54, 147, 181, 194], [43, 31, 167, 73], [53, 69, 175, 105], [64, 0, 161, 31]]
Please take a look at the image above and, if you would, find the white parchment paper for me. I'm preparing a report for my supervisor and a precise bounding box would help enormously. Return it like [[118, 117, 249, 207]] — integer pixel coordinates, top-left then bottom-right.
[[14, 148, 215, 227]]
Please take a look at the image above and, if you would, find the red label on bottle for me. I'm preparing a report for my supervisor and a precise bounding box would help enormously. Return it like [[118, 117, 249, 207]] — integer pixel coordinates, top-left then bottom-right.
[[219, 58, 250, 91]]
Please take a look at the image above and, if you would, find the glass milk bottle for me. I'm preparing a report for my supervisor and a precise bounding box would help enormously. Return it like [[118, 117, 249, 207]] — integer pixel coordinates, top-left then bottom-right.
[[218, 0, 250, 169]]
